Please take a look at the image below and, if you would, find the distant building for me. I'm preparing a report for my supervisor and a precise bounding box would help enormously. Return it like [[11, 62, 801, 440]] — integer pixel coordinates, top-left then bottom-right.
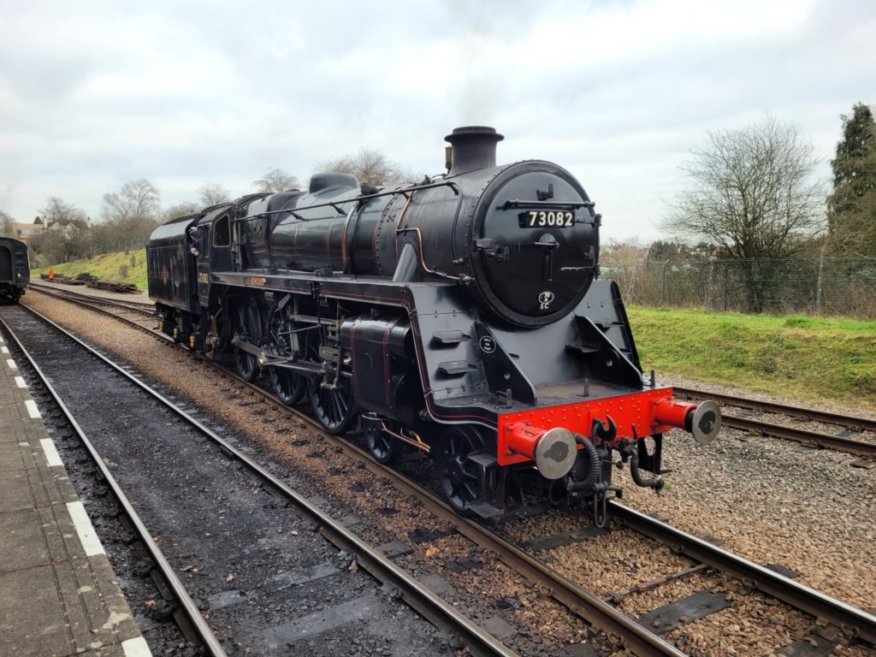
[[45, 219, 83, 238], [9, 221, 44, 247]]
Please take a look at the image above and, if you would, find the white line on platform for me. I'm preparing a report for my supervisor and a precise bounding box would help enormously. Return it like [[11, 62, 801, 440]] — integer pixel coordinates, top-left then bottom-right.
[[15, 376, 26, 388], [6, 358, 16, 369], [122, 637, 154, 657], [40, 438, 63, 467], [1, 346, 8, 354], [66, 501, 105, 557], [25, 400, 40, 419]]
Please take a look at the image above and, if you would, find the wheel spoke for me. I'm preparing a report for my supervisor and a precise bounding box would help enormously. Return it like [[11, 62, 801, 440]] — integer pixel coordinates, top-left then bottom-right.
[[330, 391, 341, 421], [300, 322, 356, 433]]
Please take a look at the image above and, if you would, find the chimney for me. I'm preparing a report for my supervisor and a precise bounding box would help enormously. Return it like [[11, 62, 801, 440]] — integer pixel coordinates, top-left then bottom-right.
[[444, 126, 504, 176]]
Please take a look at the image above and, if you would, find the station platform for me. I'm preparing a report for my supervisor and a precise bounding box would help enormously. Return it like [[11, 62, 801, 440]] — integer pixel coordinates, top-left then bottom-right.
[[0, 331, 150, 657]]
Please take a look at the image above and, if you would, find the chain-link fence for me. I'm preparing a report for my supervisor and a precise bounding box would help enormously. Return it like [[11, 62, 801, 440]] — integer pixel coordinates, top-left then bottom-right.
[[603, 257, 876, 317]]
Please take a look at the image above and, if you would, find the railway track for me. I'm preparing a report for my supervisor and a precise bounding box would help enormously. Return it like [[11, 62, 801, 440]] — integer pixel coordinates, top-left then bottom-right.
[[609, 503, 876, 644], [0, 308, 226, 657], [674, 386, 876, 458], [0, 308, 226, 656], [2, 303, 508, 657], [29, 281, 156, 316], [23, 286, 876, 656], [25, 287, 687, 655]]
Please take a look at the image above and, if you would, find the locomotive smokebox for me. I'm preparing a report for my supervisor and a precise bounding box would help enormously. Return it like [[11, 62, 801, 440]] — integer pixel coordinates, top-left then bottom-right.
[[445, 126, 504, 175]]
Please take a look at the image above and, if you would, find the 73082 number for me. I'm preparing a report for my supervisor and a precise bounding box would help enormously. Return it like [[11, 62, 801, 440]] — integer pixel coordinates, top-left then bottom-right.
[[518, 211, 575, 228]]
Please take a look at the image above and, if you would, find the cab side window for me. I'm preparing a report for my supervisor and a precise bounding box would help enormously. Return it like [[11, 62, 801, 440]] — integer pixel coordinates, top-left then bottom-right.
[[214, 215, 230, 247]]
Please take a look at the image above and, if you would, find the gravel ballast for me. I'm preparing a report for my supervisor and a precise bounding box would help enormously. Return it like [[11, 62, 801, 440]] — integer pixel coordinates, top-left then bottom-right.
[[21, 291, 876, 655]]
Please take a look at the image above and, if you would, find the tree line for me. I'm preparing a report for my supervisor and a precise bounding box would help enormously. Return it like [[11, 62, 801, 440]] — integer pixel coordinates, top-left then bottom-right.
[[657, 104, 875, 312], [0, 150, 410, 265], [663, 103, 876, 264], [2, 107, 873, 313]]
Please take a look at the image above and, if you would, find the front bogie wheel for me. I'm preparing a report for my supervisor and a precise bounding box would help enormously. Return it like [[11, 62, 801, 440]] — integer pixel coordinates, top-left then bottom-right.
[[367, 429, 402, 464], [436, 426, 485, 515]]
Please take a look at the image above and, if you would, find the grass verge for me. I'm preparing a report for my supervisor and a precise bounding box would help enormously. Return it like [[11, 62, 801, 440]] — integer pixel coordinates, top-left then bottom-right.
[[629, 307, 876, 412], [31, 249, 148, 289]]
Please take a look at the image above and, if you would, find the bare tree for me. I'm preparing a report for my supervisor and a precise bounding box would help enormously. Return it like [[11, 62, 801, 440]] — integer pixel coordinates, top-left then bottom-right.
[[198, 183, 231, 207], [318, 148, 410, 187], [97, 180, 161, 252], [161, 201, 201, 222], [41, 196, 89, 228], [32, 197, 91, 262], [252, 168, 299, 193], [600, 239, 649, 301], [663, 116, 824, 311], [102, 179, 161, 223]]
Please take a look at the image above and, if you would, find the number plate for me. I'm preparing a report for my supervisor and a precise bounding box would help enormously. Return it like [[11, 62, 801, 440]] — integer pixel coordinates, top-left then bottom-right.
[[518, 210, 575, 228]]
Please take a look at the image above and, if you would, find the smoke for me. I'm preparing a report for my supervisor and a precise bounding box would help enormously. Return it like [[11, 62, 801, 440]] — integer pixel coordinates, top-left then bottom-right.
[[444, 0, 533, 125]]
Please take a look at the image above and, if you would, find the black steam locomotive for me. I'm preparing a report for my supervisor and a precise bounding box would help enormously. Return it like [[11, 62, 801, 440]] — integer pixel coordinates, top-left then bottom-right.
[[147, 127, 720, 521], [0, 237, 30, 304]]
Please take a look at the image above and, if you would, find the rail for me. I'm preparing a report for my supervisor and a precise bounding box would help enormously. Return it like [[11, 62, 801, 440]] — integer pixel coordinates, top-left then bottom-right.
[[674, 386, 876, 458], [13, 302, 516, 657], [0, 312, 230, 657], [610, 502, 876, 644], [28, 286, 876, 654]]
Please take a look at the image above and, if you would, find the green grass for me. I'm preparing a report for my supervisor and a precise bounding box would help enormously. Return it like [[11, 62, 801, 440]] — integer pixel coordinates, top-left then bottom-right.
[[31, 249, 149, 290], [628, 307, 876, 411]]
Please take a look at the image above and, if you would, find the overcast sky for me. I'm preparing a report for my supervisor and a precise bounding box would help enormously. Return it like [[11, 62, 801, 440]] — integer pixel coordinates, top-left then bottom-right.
[[1, 0, 873, 243]]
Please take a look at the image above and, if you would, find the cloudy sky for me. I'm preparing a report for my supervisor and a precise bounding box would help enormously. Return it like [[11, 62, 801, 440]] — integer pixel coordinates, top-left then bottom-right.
[[1, 0, 873, 242]]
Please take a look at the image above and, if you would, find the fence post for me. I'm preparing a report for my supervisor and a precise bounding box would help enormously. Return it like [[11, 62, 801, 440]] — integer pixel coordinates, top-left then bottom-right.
[[661, 261, 667, 306], [706, 257, 715, 311], [628, 263, 638, 303], [815, 249, 825, 316]]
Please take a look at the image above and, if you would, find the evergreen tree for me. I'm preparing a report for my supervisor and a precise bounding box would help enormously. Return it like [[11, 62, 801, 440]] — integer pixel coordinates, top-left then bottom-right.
[[827, 103, 876, 255]]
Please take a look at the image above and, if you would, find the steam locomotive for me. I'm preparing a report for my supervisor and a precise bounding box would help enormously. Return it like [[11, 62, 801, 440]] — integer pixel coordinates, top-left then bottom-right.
[[0, 237, 30, 304], [146, 127, 720, 521]]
